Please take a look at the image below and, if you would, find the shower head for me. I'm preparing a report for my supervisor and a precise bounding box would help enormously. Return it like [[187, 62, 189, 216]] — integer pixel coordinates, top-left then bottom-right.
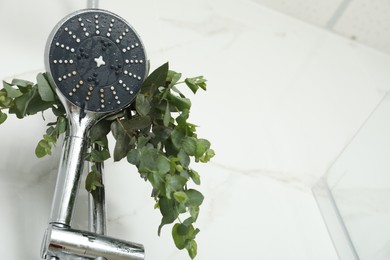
[[46, 9, 147, 114], [45, 9, 148, 228], [42, 9, 147, 260]]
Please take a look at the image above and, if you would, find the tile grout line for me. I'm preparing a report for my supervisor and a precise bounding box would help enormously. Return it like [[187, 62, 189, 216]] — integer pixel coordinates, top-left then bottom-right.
[[326, 0, 354, 30]]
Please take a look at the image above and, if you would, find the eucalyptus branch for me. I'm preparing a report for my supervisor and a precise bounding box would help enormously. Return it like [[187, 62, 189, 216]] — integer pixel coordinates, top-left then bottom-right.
[[0, 62, 214, 259]]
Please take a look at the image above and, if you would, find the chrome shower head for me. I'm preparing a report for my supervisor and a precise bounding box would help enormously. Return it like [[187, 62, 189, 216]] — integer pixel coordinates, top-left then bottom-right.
[[42, 9, 147, 260]]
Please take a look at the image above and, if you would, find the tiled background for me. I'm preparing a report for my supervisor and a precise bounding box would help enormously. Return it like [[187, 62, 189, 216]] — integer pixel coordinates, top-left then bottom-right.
[[1, 0, 390, 259]]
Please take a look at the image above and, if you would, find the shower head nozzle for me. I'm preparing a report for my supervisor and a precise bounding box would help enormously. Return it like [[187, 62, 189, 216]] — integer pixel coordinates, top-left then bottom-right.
[[46, 9, 147, 113]]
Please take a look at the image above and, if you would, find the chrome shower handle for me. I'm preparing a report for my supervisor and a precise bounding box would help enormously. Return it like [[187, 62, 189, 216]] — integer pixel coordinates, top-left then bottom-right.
[[49, 103, 98, 226], [42, 225, 144, 260]]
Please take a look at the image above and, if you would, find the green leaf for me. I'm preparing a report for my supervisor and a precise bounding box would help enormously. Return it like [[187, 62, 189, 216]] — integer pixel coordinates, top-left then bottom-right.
[[12, 89, 35, 118], [90, 119, 111, 142], [121, 115, 151, 131], [152, 125, 172, 143], [178, 149, 190, 168], [163, 103, 171, 127], [195, 139, 211, 158], [185, 76, 207, 94], [11, 78, 34, 88], [43, 134, 56, 143], [141, 62, 169, 93], [88, 148, 110, 162], [167, 70, 182, 87], [114, 137, 131, 162], [173, 191, 188, 203], [166, 174, 187, 199], [186, 189, 204, 206], [148, 171, 165, 193], [200, 148, 215, 163], [172, 223, 190, 249], [24, 90, 52, 115], [136, 94, 151, 116], [157, 155, 171, 174], [167, 92, 191, 111], [0, 112, 7, 124], [57, 116, 67, 134], [171, 126, 185, 149], [35, 139, 51, 158], [182, 137, 197, 156], [189, 205, 200, 221], [189, 169, 201, 185], [172, 223, 198, 255], [3, 81, 22, 98], [127, 149, 141, 165], [158, 197, 178, 235], [139, 145, 159, 172], [186, 239, 198, 259], [85, 167, 103, 192], [176, 109, 189, 126], [36, 73, 55, 102], [110, 120, 122, 140], [166, 174, 187, 191]]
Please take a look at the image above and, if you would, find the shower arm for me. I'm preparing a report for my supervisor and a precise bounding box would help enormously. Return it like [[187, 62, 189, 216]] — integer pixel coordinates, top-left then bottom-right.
[[87, 0, 99, 9]]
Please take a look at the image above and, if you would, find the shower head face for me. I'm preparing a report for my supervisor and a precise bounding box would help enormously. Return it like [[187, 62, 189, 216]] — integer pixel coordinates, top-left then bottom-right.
[[46, 9, 147, 113]]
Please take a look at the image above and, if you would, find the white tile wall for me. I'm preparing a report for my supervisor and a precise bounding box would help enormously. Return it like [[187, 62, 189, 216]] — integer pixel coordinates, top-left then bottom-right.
[[251, 0, 390, 54], [1, 0, 390, 259], [250, 0, 344, 26], [333, 0, 390, 54]]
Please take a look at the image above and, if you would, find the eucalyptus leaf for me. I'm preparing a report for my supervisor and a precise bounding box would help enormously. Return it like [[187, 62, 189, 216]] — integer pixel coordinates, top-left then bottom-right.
[[37, 73, 55, 102], [189, 169, 201, 185], [167, 92, 191, 111], [157, 155, 170, 174], [88, 148, 110, 162], [185, 76, 207, 94], [11, 78, 34, 88], [3, 81, 22, 98], [182, 137, 197, 156], [172, 223, 196, 250], [35, 140, 51, 158], [136, 94, 151, 116], [12, 88, 35, 118], [121, 115, 151, 131], [200, 148, 215, 163], [167, 70, 182, 87], [85, 169, 103, 192], [0, 112, 7, 124], [158, 197, 178, 235], [186, 239, 198, 259], [163, 103, 170, 127], [171, 126, 185, 149], [113, 133, 130, 162], [166, 174, 187, 191], [127, 149, 141, 165], [195, 139, 210, 158], [178, 149, 190, 168], [186, 189, 204, 206], [176, 109, 189, 126], [24, 90, 52, 115], [141, 62, 169, 93], [57, 116, 67, 134], [173, 191, 188, 203]]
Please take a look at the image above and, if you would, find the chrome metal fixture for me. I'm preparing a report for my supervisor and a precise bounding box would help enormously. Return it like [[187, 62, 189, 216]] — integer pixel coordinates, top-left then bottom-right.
[[40, 7, 147, 260]]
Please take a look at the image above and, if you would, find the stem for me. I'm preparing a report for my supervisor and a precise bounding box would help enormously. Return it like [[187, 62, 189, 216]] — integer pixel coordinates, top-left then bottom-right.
[[116, 117, 135, 139]]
